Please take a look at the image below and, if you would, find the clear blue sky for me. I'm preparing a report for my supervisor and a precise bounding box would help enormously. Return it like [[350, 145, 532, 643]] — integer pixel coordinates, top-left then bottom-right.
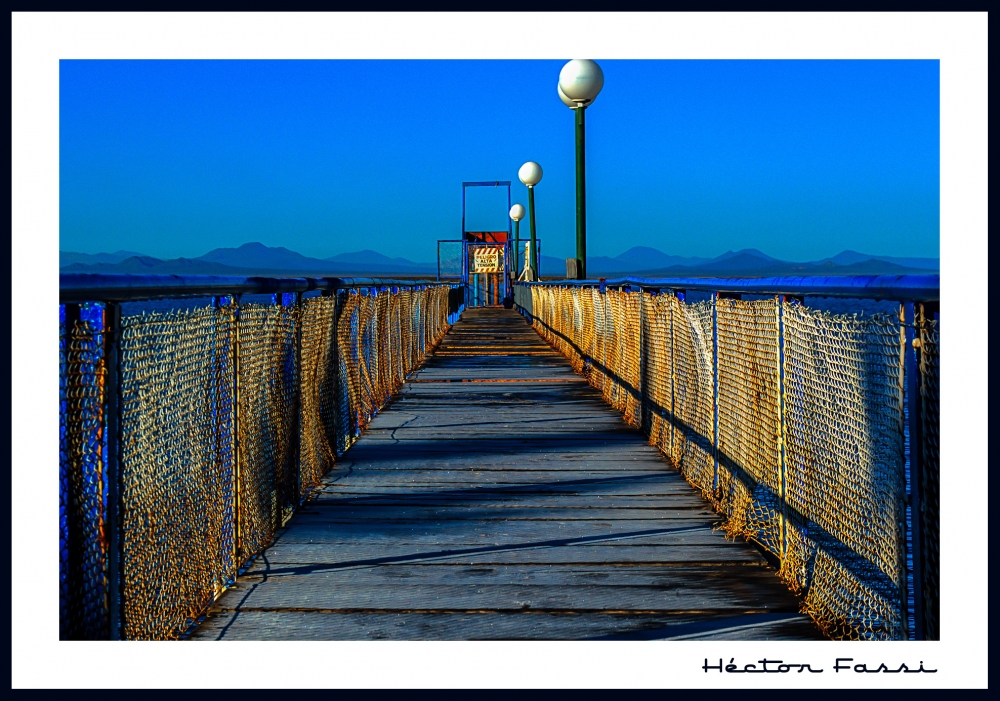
[[60, 59, 939, 263]]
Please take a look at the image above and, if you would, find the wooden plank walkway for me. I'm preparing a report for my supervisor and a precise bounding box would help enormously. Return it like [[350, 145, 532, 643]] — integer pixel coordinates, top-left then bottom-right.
[[191, 307, 823, 640]]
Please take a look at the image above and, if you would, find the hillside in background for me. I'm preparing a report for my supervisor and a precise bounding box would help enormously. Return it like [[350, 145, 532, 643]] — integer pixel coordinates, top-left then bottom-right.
[[60, 242, 437, 277], [818, 249, 940, 270], [61, 242, 938, 278], [538, 246, 936, 278], [59, 250, 146, 267]]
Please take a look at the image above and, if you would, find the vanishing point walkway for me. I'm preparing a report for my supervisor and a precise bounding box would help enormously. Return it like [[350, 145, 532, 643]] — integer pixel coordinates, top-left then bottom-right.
[[192, 308, 822, 640]]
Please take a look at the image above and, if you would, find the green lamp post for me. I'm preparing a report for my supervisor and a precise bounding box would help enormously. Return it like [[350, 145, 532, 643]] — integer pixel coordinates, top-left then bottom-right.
[[509, 203, 525, 279], [518, 161, 543, 280], [558, 59, 605, 280]]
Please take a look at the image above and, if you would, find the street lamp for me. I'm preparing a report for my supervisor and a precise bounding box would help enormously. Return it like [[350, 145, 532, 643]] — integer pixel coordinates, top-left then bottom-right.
[[509, 203, 525, 279], [518, 161, 543, 280], [558, 59, 604, 279]]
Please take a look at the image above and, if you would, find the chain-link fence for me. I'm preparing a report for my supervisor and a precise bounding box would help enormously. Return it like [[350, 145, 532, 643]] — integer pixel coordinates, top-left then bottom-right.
[[918, 314, 940, 641], [59, 304, 109, 640], [59, 282, 452, 640], [517, 282, 939, 641]]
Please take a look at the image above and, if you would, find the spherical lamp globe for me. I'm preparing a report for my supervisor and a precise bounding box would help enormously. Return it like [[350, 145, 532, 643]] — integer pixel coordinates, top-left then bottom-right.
[[557, 83, 577, 109], [558, 59, 604, 106], [509, 204, 526, 221], [518, 161, 543, 187]]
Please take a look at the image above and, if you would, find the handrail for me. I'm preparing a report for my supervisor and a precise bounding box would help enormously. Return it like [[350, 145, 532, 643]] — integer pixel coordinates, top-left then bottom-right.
[[519, 273, 939, 301], [59, 273, 448, 303]]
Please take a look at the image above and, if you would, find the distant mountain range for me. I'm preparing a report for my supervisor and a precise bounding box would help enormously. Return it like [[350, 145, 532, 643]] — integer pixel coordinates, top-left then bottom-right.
[[60, 243, 437, 277], [538, 247, 938, 277], [60, 242, 938, 278], [60, 250, 147, 267]]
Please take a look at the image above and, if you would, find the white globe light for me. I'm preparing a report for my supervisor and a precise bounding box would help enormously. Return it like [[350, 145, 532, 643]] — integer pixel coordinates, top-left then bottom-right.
[[509, 203, 526, 221], [518, 161, 543, 187], [557, 83, 577, 109], [558, 59, 604, 106]]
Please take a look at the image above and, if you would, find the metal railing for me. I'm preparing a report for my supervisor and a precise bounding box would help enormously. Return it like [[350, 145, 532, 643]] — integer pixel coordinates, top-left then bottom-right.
[[59, 273, 460, 640], [514, 274, 939, 641]]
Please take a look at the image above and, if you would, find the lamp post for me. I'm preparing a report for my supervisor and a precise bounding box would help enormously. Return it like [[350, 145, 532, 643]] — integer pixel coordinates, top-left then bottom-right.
[[509, 203, 525, 279], [518, 161, 543, 280], [558, 59, 604, 280]]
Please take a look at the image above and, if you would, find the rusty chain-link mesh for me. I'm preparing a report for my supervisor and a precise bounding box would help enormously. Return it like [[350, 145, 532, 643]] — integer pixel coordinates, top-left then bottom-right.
[[59, 304, 109, 640], [518, 284, 937, 641], [299, 295, 339, 496], [235, 302, 299, 562], [60, 285, 451, 640], [780, 303, 907, 640], [529, 286, 642, 423], [715, 298, 783, 556], [333, 287, 450, 454], [119, 305, 237, 640], [919, 312, 940, 640], [605, 290, 643, 426], [670, 298, 717, 499], [641, 293, 672, 460]]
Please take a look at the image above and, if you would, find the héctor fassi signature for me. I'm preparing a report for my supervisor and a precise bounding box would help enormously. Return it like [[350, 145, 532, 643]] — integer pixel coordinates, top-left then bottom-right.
[[703, 658, 938, 674]]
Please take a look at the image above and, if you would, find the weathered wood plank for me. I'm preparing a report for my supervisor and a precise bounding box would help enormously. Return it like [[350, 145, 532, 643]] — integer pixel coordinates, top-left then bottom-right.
[[311, 493, 704, 503], [212, 580, 799, 613], [314, 470, 689, 485], [246, 543, 765, 565], [258, 526, 734, 547], [314, 484, 700, 497], [191, 611, 823, 641], [291, 507, 718, 523], [272, 520, 724, 543], [304, 498, 714, 510], [328, 445, 669, 457]]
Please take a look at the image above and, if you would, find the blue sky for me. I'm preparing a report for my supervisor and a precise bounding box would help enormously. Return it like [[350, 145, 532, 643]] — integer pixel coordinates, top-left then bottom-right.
[[60, 59, 939, 263]]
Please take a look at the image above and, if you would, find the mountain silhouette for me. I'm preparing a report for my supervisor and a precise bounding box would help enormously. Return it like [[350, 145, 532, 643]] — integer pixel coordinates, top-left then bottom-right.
[[819, 249, 939, 271], [195, 242, 332, 270], [60, 250, 146, 267], [326, 249, 429, 269]]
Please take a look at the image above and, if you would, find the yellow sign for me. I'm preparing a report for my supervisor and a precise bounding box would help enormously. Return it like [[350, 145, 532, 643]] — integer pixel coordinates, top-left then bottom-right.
[[472, 246, 503, 273]]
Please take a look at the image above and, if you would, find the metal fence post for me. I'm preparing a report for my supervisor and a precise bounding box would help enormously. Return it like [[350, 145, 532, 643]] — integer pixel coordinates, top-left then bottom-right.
[[776, 295, 789, 561], [211, 295, 235, 589], [325, 288, 343, 458], [671, 289, 686, 469], [60, 303, 79, 639], [271, 293, 285, 529], [668, 291, 675, 464], [904, 301, 925, 640], [293, 291, 303, 509], [712, 292, 720, 494], [232, 294, 242, 566], [103, 301, 124, 640], [637, 288, 645, 430]]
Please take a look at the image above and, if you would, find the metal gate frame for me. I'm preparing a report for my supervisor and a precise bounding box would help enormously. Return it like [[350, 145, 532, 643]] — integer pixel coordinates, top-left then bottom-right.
[[461, 181, 512, 307]]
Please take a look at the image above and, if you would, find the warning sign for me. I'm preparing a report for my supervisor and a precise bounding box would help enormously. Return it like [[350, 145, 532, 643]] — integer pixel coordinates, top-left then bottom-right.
[[471, 246, 503, 273]]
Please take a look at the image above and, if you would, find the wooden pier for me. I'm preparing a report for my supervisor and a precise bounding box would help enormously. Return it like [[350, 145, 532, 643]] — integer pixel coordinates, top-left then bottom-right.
[[192, 308, 822, 640]]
